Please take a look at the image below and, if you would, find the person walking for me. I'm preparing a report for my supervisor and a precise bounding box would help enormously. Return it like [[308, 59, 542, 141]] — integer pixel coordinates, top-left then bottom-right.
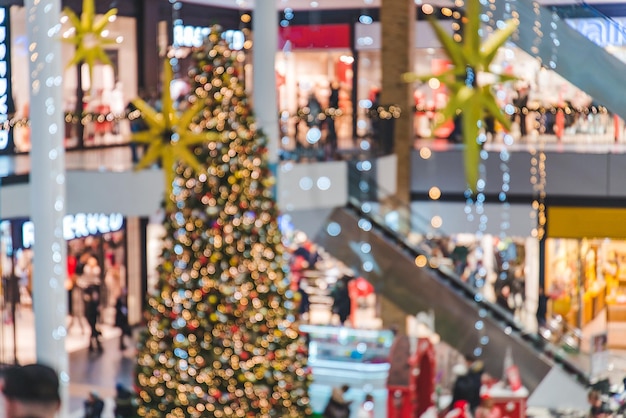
[[114, 383, 135, 418], [331, 275, 352, 326], [115, 289, 132, 351], [84, 391, 105, 418], [323, 385, 352, 418], [84, 286, 103, 353]]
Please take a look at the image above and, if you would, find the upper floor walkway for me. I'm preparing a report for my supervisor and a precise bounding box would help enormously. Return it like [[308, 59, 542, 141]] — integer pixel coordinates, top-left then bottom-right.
[[3, 126, 626, 229]]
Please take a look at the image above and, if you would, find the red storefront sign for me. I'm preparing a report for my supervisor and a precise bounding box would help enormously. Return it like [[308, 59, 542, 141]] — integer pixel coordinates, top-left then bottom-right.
[[279, 24, 350, 49]]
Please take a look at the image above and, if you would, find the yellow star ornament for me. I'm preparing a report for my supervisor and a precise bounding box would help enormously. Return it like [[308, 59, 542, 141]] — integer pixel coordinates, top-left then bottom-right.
[[131, 59, 221, 200], [62, 0, 118, 79], [403, 0, 518, 191]]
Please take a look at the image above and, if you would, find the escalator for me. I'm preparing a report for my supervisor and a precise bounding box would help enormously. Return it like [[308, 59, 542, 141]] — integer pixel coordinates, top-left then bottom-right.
[[313, 171, 589, 393]]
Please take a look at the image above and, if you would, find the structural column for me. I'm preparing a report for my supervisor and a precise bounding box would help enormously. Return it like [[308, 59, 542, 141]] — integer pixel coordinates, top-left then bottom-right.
[[138, 0, 161, 94], [381, 0, 416, 206], [252, 0, 279, 164], [25, 0, 69, 414]]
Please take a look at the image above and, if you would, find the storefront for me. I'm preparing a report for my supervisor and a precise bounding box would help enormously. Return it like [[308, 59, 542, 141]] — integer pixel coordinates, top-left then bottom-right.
[[276, 24, 354, 155], [0, 213, 131, 363], [545, 206, 626, 351], [9, 5, 139, 152], [354, 18, 612, 142]]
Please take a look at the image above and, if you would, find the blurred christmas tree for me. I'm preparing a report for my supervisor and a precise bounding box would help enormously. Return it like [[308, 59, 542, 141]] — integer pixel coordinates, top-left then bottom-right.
[[135, 27, 312, 418]]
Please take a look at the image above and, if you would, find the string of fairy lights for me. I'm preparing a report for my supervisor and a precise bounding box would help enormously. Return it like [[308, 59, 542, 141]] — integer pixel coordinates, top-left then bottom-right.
[[0, 101, 604, 137], [529, 0, 548, 241]]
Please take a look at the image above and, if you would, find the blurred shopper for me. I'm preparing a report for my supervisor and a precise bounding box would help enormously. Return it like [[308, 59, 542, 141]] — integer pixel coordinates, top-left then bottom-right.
[[297, 280, 311, 322], [588, 389, 612, 418], [331, 275, 352, 326], [0, 363, 61, 418], [115, 288, 132, 351], [450, 363, 474, 411], [536, 286, 549, 329], [114, 383, 135, 418], [356, 394, 375, 418], [84, 391, 105, 418], [451, 355, 484, 415], [84, 286, 103, 353], [465, 355, 486, 414], [323, 384, 352, 418]]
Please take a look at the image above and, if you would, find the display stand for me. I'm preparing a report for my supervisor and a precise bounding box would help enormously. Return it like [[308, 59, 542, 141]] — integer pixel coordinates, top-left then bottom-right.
[[410, 337, 436, 418], [301, 324, 394, 418], [386, 312, 438, 418], [486, 384, 529, 418]]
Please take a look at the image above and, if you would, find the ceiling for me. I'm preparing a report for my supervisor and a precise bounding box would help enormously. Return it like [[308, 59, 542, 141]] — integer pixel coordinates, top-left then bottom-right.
[[180, 0, 626, 12], [180, 0, 381, 11]]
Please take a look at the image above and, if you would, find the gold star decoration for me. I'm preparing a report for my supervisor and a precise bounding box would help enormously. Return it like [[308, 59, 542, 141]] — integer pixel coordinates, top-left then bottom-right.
[[62, 0, 118, 80], [131, 59, 221, 201], [404, 0, 518, 190]]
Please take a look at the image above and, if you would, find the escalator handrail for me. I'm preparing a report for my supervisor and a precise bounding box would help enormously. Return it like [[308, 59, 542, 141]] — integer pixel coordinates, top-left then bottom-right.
[[346, 168, 447, 238]]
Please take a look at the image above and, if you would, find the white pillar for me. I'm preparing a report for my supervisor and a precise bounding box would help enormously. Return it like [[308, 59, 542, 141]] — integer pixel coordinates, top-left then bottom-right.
[[253, 0, 279, 164], [25, 0, 69, 414]]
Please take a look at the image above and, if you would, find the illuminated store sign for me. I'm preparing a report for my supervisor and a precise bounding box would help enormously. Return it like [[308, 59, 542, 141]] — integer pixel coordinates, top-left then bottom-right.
[[173, 25, 244, 50], [0, 7, 13, 152], [21, 213, 124, 247]]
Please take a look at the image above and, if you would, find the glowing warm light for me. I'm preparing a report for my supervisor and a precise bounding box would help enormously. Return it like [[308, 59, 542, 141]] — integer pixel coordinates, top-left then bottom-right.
[[415, 255, 428, 268], [428, 78, 441, 89], [422, 4, 434, 14], [339, 55, 354, 64], [431, 216, 443, 229], [241, 14, 251, 23], [419, 147, 432, 159], [442, 7, 453, 16], [428, 187, 442, 200]]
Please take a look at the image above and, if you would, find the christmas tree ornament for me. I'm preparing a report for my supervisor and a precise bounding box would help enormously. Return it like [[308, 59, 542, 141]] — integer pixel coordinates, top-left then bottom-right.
[[403, 0, 518, 190], [131, 59, 221, 200]]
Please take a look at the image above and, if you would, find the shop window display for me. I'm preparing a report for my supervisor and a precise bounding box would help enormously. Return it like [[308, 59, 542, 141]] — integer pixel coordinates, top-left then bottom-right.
[[355, 22, 614, 144], [277, 51, 353, 160], [9, 7, 138, 153], [543, 238, 626, 352], [67, 232, 126, 319], [546, 239, 580, 328]]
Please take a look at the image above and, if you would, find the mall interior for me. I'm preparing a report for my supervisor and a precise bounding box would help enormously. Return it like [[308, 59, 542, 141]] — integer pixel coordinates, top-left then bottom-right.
[[3, 0, 626, 417]]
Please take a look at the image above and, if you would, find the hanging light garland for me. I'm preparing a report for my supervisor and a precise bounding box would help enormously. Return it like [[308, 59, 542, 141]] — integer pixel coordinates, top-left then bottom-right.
[[529, 0, 547, 241]]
